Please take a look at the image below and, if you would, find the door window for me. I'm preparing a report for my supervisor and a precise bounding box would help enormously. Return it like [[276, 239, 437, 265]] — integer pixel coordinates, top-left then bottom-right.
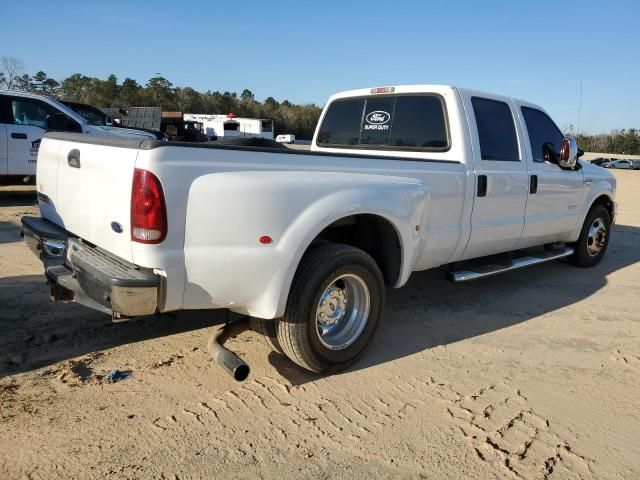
[[471, 97, 520, 161], [521, 107, 564, 163], [10, 98, 57, 128]]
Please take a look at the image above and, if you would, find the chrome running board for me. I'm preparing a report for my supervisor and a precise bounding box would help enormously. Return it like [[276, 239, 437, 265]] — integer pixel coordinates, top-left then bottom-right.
[[448, 246, 574, 282]]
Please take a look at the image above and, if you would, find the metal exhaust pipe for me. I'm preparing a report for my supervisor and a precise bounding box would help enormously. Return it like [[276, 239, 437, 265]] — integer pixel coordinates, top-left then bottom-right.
[[207, 317, 250, 382]]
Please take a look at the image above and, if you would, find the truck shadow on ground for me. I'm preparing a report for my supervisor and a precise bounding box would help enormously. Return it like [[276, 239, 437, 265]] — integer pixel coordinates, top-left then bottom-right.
[[1, 224, 639, 383], [0, 221, 25, 245], [0, 188, 37, 208], [0, 188, 37, 245], [0, 292, 229, 378]]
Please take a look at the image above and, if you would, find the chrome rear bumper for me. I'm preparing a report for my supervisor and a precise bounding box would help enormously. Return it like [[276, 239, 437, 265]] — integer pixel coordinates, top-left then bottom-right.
[[21, 216, 159, 317]]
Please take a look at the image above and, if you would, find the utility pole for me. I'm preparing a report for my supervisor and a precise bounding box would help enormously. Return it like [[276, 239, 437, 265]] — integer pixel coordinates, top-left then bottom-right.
[[576, 82, 583, 139]]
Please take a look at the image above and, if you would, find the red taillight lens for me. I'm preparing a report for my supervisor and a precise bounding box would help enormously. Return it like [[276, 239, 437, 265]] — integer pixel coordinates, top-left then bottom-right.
[[131, 168, 167, 244]]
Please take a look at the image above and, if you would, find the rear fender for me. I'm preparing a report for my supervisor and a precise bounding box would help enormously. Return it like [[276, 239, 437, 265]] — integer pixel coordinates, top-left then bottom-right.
[[183, 170, 427, 318]]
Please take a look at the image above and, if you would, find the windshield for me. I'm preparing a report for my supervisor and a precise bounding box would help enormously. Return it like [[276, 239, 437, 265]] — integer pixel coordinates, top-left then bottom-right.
[[185, 121, 202, 132], [62, 102, 108, 126]]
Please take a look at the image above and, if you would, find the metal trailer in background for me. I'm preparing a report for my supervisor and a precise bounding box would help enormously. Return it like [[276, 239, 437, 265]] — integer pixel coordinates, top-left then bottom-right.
[[102, 107, 162, 131], [101, 107, 206, 142]]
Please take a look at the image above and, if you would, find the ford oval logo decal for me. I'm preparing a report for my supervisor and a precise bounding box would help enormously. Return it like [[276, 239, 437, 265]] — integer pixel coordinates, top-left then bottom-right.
[[365, 111, 391, 125], [111, 222, 124, 234]]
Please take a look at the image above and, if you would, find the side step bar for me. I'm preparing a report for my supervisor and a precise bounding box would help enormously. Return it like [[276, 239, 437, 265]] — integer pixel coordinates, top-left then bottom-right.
[[448, 246, 574, 282]]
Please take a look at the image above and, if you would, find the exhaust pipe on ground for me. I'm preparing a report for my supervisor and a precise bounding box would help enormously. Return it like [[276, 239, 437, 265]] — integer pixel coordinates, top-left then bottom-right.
[[207, 317, 250, 382]]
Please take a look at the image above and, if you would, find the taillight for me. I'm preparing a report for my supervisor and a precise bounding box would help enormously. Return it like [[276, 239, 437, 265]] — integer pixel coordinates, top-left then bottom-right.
[[131, 168, 167, 244]]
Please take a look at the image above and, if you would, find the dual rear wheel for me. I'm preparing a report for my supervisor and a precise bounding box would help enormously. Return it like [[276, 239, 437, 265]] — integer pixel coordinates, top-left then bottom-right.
[[251, 243, 384, 374]]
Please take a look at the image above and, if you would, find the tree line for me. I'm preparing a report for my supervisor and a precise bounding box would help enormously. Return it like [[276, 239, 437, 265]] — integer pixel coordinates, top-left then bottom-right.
[[2, 56, 639, 151], [0, 56, 322, 139], [575, 130, 640, 156]]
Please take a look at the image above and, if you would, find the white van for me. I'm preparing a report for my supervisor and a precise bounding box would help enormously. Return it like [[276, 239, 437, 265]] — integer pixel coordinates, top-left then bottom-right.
[[0, 90, 157, 177], [275, 134, 295, 144]]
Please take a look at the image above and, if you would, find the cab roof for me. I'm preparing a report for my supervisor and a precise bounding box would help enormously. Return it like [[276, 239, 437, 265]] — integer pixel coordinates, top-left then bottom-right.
[[328, 84, 530, 106]]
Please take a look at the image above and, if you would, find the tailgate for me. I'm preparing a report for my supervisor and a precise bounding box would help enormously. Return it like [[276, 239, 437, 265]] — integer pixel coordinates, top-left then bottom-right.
[[38, 134, 142, 263]]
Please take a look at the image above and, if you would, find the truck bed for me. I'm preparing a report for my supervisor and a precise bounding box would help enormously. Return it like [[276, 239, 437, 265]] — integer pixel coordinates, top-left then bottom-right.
[[37, 132, 467, 316]]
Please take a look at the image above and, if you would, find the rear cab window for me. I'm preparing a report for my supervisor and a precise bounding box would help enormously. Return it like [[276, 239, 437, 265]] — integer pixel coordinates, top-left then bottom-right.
[[316, 94, 450, 152]]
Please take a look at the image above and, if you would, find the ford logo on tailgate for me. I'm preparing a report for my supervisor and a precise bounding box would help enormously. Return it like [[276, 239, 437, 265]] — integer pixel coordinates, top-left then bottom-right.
[[365, 111, 391, 125]]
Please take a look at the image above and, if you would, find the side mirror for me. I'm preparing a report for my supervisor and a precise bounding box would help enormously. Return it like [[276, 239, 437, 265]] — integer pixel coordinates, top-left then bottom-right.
[[558, 135, 578, 169], [542, 142, 558, 164]]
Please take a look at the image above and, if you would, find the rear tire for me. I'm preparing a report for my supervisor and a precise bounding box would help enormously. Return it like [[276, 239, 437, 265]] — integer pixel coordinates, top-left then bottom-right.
[[568, 204, 611, 267], [276, 243, 384, 374], [250, 317, 282, 353]]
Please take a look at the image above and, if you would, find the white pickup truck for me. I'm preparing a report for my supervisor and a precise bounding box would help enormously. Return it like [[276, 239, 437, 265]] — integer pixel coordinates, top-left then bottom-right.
[[22, 85, 616, 377], [0, 90, 158, 178]]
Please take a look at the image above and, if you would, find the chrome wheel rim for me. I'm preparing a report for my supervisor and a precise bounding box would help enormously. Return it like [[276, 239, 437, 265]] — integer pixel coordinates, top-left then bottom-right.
[[587, 217, 607, 256], [315, 274, 370, 350]]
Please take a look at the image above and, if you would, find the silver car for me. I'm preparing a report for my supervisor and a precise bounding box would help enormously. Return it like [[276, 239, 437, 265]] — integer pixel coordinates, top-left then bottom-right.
[[609, 159, 634, 169]]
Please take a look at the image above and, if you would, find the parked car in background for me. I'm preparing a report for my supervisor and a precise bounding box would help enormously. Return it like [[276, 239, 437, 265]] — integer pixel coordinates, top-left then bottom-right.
[[608, 159, 634, 169], [62, 101, 167, 141], [589, 157, 609, 166], [0, 90, 160, 178], [632, 160, 640, 170]]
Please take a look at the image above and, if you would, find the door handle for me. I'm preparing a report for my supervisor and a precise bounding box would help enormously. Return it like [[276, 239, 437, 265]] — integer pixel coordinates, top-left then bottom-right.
[[477, 175, 487, 197], [67, 149, 81, 168], [11, 132, 27, 139], [530, 175, 538, 194]]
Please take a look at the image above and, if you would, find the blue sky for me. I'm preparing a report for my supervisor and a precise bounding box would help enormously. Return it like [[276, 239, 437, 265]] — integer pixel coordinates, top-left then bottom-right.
[[1, 0, 638, 133]]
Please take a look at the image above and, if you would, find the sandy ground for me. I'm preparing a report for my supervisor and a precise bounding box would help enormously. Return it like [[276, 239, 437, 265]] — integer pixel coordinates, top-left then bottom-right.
[[0, 171, 639, 479]]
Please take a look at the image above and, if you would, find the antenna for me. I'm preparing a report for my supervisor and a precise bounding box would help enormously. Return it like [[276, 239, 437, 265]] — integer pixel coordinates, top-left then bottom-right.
[[576, 82, 583, 138]]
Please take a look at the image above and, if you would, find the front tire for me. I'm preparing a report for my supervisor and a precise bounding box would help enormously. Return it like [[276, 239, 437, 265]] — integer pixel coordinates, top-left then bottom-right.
[[276, 243, 384, 374], [568, 204, 611, 267]]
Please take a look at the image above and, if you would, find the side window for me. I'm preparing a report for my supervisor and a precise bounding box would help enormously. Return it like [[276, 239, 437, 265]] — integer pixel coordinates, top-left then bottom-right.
[[471, 97, 519, 161], [521, 107, 564, 162], [10, 98, 57, 128]]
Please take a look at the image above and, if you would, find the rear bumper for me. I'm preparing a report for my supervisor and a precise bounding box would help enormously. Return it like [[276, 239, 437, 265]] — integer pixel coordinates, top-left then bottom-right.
[[21, 216, 160, 317]]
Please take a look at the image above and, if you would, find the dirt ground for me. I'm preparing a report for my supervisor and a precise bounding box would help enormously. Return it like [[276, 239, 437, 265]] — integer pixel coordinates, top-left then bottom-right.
[[1, 171, 639, 479]]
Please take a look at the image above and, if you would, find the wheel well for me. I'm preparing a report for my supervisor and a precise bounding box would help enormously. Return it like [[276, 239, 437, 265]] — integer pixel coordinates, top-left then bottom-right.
[[310, 214, 402, 286], [591, 194, 614, 219]]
